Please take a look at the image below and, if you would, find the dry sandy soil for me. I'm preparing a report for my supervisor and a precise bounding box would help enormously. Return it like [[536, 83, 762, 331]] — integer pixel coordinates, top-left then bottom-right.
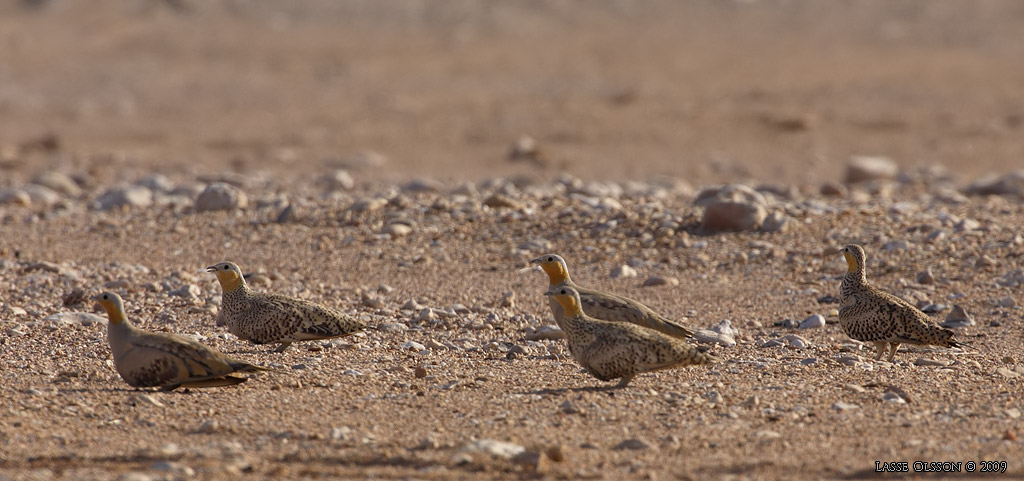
[[1, 1, 1023, 480]]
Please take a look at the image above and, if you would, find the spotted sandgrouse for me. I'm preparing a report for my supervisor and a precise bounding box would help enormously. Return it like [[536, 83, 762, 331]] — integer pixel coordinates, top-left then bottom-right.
[[207, 262, 365, 352], [838, 244, 966, 361], [546, 286, 715, 388], [531, 254, 694, 339]]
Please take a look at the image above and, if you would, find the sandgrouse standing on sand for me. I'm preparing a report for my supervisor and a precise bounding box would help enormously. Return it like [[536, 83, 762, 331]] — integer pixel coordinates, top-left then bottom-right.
[[546, 286, 716, 388], [207, 262, 365, 352], [95, 291, 267, 391], [838, 244, 966, 361], [531, 254, 694, 339]]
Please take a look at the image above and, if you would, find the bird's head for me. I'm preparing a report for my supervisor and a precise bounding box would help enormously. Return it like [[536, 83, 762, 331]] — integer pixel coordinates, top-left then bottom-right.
[[545, 286, 583, 317], [530, 254, 570, 285], [839, 244, 865, 273], [206, 261, 245, 291], [92, 291, 127, 324]]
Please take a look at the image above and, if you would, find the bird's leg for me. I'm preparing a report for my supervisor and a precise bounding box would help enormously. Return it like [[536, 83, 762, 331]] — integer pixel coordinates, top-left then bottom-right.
[[615, 375, 634, 388], [160, 383, 181, 392], [887, 343, 900, 362], [273, 342, 292, 353], [873, 342, 887, 361]]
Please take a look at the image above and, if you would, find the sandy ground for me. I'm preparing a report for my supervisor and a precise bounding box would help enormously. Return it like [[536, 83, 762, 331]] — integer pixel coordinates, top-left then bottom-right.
[[1, 1, 1023, 480]]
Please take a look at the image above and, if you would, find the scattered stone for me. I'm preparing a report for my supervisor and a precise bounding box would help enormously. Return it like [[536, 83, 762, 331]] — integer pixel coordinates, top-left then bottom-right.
[[22, 184, 61, 207], [483, 194, 522, 209], [964, 170, 1024, 197], [613, 438, 655, 451], [845, 156, 898, 183], [798, 314, 826, 329], [500, 291, 516, 308], [32, 171, 81, 197], [832, 402, 861, 411], [459, 439, 526, 460], [882, 392, 907, 404], [330, 426, 353, 441], [62, 287, 88, 307], [402, 178, 444, 193], [642, 276, 678, 287], [43, 312, 106, 327], [385, 223, 412, 238], [401, 340, 426, 351], [169, 284, 201, 300], [819, 182, 847, 197], [525, 325, 565, 341], [196, 420, 219, 433], [694, 320, 737, 347], [916, 269, 935, 285], [0, 189, 31, 206], [151, 461, 195, 478], [319, 170, 355, 191], [94, 185, 153, 210], [759, 211, 790, 233], [379, 322, 408, 333], [195, 182, 248, 212], [914, 358, 951, 367], [559, 400, 582, 415], [609, 265, 637, 279], [129, 393, 165, 407], [941, 305, 975, 328], [997, 297, 1016, 308], [414, 366, 428, 378], [697, 184, 768, 232], [508, 135, 547, 165], [996, 368, 1020, 378]]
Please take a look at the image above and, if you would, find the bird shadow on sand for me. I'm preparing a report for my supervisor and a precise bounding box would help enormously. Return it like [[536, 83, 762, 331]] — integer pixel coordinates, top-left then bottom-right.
[[522, 385, 623, 396]]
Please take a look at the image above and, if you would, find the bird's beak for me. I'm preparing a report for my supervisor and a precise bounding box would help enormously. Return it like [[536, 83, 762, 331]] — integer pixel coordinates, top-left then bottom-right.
[[205, 266, 218, 273], [544, 291, 554, 297], [529, 257, 543, 264], [90, 294, 103, 302]]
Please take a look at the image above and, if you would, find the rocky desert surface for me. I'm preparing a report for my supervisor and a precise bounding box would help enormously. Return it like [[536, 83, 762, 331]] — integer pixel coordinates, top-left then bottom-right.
[[1, 1, 1023, 480]]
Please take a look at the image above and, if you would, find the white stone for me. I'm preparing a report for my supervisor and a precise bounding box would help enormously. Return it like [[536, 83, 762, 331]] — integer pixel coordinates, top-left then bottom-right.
[[797, 314, 826, 329], [195, 182, 248, 212], [845, 156, 898, 183], [95, 185, 153, 210], [609, 265, 637, 279], [32, 171, 80, 197]]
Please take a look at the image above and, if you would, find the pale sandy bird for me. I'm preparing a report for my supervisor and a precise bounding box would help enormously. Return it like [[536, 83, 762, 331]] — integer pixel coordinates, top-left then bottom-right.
[[207, 262, 365, 352], [838, 244, 966, 361], [94, 291, 267, 391], [531, 254, 694, 339], [546, 286, 716, 388]]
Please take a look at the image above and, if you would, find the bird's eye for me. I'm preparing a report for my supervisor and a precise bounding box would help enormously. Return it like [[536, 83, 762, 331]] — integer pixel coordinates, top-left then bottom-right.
[[223, 265, 229, 270], [547, 257, 553, 262]]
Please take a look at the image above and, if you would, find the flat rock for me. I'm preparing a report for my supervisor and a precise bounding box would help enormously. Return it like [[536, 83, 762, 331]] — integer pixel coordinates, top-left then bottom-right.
[[43, 312, 106, 327], [95, 185, 154, 210], [642, 276, 678, 287], [698, 184, 768, 232], [964, 170, 1024, 197], [612, 438, 655, 451], [525, 325, 565, 341], [845, 156, 898, 183], [832, 401, 861, 411], [459, 439, 526, 460]]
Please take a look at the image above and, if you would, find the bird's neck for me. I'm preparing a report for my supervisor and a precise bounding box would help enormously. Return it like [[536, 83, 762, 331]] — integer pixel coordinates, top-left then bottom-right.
[[844, 253, 866, 284], [544, 265, 571, 286], [220, 276, 247, 293]]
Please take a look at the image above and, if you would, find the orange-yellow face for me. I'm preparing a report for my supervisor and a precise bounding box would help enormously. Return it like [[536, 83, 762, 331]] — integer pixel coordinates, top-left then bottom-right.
[[530, 254, 569, 285], [546, 286, 583, 317], [207, 262, 245, 291], [840, 245, 864, 273], [93, 291, 127, 324]]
